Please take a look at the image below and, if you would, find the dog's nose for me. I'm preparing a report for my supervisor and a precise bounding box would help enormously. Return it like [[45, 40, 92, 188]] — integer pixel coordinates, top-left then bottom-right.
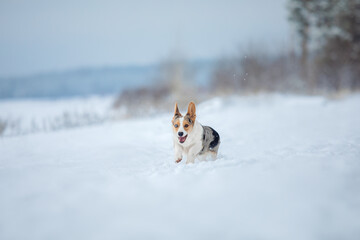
[[178, 132, 183, 137]]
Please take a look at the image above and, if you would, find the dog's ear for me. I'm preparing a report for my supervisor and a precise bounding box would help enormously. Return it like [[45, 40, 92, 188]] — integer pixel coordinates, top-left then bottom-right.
[[174, 102, 182, 118], [186, 101, 196, 122]]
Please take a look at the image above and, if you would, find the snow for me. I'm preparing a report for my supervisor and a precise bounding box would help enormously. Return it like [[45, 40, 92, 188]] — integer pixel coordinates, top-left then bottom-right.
[[1, 95, 360, 240], [0, 96, 114, 136]]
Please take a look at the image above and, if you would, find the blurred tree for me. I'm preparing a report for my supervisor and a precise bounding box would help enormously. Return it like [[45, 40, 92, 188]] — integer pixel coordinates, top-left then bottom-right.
[[113, 55, 197, 116], [0, 119, 7, 136], [156, 56, 197, 106], [313, 0, 360, 90], [288, 0, 360, 91], [288, 0, 313, 89], [211, 58, 240, 94]]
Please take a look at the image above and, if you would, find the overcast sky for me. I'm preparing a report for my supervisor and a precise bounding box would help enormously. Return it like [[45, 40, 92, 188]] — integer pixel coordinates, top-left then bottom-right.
[[0, 0, 290, 77]]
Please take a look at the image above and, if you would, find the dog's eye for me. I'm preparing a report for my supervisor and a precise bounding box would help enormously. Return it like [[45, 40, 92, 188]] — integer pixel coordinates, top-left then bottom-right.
[[174, 124, 179, 128], [184, 124, 189, 128]]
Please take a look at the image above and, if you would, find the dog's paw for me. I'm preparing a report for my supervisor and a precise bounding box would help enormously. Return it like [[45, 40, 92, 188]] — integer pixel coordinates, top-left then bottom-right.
[[175, 158, 182, 163]]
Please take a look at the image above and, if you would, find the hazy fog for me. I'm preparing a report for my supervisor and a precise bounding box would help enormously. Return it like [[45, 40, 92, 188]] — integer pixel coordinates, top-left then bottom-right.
[[0, 0, 289, 77]]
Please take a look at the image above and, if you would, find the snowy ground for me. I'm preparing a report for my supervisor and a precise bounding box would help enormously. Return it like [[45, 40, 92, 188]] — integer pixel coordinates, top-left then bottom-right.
[[0, 96, 115, 137], [1, 95, 360, 240]]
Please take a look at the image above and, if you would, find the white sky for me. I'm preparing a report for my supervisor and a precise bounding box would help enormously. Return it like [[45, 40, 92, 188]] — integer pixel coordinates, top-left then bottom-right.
[[0, 0, 290, 77]]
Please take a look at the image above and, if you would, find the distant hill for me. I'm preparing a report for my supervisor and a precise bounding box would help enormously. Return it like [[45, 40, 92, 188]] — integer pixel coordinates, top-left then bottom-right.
[[0, 65, 158, 99], [0, 60, 214, 99]]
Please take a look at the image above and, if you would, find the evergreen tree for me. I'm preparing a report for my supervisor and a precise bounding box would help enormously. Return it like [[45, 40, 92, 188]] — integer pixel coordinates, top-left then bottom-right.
[[288, 0, 360, 90]]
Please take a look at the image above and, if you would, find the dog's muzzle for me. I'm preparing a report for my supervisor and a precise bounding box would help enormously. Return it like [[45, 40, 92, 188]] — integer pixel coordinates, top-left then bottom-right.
[[178, 135, 187, 143]]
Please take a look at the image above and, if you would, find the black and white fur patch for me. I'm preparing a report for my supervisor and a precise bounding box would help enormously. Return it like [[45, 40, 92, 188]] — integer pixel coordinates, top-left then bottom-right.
[[199, 126, 220, 155]]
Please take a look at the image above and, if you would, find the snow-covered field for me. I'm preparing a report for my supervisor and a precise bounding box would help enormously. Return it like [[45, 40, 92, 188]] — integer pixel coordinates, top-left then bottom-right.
[[0, 96, 115, 137], [1, 95, 360, 240]]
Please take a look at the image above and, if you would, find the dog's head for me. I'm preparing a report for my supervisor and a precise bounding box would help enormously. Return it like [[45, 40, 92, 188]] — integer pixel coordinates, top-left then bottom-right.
[[172, 102, 196, 144]]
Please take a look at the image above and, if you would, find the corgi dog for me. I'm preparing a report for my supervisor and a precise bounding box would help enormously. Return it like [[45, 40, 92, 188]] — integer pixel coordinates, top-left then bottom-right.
[[172, 102, 220, 164]]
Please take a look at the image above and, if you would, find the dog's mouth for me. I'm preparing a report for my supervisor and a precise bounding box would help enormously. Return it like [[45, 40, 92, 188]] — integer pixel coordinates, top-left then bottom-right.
[[178, 135, 188, 143]]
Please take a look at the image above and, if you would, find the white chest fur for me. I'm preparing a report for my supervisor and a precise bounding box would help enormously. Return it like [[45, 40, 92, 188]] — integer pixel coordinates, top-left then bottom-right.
[[173, 120, 203, 163]]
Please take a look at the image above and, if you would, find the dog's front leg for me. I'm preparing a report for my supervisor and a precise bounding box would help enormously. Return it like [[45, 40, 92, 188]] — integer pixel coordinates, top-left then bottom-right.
[[174, 143, 183, 163], [186, 143, 202, 164]]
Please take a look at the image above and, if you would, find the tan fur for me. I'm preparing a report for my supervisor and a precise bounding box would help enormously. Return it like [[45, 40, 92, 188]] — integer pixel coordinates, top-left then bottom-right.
[[183, 117, 193, 134], [174, 102, 182, 118], [172, 119, 180, 133], [186, 102, 196, 123], [172, 102, 182, 133]]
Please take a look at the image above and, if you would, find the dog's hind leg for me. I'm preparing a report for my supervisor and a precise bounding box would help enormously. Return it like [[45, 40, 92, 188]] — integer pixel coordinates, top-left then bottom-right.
[[197, 153, 207, 162], [209, 143, 220, 160], [209, 151, 218, 160]]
